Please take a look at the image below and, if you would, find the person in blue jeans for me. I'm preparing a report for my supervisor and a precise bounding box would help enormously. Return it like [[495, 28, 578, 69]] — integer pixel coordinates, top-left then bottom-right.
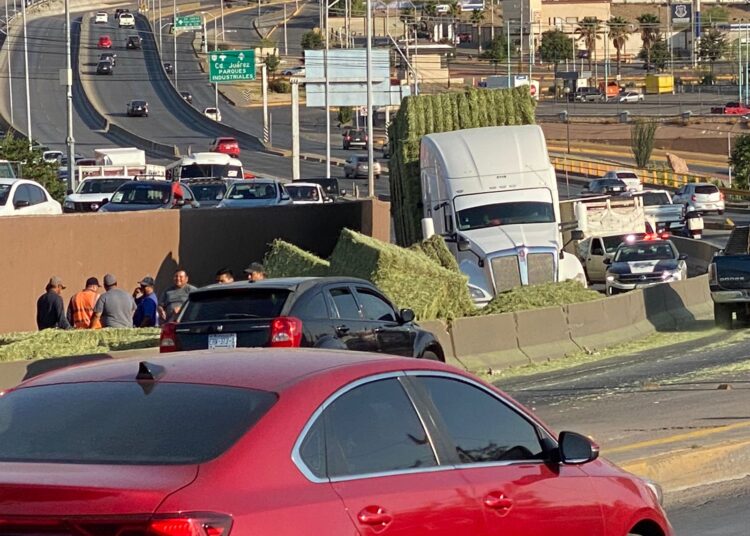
[[133, 276, 159, 327]]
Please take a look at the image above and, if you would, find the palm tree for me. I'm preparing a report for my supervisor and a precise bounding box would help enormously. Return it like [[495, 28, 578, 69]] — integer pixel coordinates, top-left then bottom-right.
[[470, 7, 485, 26], [608, 16, 631, 76], [637, 13, 660, 72], [575, 17, 601, 71]]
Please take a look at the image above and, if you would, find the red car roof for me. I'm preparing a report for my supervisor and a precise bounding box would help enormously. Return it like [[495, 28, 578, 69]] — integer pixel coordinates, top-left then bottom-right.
[[16, 349, 462, 393]]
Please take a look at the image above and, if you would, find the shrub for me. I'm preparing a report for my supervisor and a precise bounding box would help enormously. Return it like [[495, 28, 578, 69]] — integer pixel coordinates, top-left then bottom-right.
[[269, 79, 291, 93]]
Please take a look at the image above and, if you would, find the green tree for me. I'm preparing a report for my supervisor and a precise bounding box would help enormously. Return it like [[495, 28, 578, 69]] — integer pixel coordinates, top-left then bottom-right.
[[480, 35, 508, 72], [0, 133, 62, 201], [423, 1, 437, 17], [300, 30, 324, 50], [638, 37, 668, 71], [337, 106, 353, 125], [730, 133, 750, 189], [470, 7, 484, 25], [539, 29, 574, 71], [264, 53, 280, 78], [699, 28, 728, 75], [608, 16, 631, 76], [631, 120, 657, 168], [574, 16, 601, 71], [637, 13, 660, 72]]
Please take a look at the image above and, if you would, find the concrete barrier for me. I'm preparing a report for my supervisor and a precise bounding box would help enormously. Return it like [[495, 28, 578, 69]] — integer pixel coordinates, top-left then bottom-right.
[[449, 314, 529, 371], [670, 236, 720, 277], [514, 306, 581, 363], [417, 320, 457, 366]]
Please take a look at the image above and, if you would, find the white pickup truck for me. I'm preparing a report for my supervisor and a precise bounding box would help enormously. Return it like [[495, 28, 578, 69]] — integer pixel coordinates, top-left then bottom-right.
[[626, 189, 684, 231]]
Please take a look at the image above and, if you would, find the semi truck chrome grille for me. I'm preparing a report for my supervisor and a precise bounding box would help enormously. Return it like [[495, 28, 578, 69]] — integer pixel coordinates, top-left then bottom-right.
[[527, 253, 555, 285], [491, 256, 521, 293]]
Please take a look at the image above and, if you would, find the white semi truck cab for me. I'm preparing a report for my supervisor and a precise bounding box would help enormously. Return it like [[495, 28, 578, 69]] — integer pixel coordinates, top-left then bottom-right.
[[420, 125, 586, 305]]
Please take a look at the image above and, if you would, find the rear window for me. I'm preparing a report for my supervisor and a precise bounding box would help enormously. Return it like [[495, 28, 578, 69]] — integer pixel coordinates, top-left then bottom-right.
[[695, 185, 719, 194], [188, 182, 227, 202], [181, 288, 290, 321], [640, 192, 669, 205], [616, 172, 638, 180], [0, 383, 276, 465]]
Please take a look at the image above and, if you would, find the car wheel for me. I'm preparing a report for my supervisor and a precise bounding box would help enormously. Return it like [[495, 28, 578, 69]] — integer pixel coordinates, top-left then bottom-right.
[[714, 302, 733, 329], [718, 210, 725, 215], [419, 349, 442, 361]]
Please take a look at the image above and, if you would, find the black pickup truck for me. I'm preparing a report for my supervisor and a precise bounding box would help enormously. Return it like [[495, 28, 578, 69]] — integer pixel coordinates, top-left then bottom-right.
[[709, 226, 750, 328]]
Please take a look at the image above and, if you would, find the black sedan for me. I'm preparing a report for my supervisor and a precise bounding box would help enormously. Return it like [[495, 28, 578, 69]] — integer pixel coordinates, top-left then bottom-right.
[[160, 277, 444, 360], [96, 60, 113, 75], [584, 178, 628, 196], [126, 35, 142, 49], [99, 52, 116, 66], [179, 91, 193, 104], [98, 180, 199, 212], [126, 99, 149, 117]]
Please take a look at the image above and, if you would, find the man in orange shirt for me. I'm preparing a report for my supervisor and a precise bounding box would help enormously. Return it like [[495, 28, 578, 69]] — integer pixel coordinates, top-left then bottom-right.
[[67, 277, 101, 329]]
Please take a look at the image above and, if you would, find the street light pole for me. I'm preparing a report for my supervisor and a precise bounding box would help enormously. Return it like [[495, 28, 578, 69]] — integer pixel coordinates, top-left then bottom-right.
[[65, 0, 75, 191], [173, 0, 177, 88], [5, 0, 13, 125], [21, 0, 30, 149], [158, 0, 162, 50], [324, 0, 330, 178], [366, 0, 374, 196]]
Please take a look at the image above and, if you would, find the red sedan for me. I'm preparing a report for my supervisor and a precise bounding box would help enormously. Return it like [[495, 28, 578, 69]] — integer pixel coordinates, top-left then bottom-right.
[[97, 35, 112, 49], [210, 136, 241, 158], [0, 350, 673, 536]]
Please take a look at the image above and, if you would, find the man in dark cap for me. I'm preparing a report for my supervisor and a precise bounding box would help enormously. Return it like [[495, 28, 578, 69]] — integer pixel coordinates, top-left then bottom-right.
[[244, 262, 266, 282], [67, 277, 100, 329], [89, 273, 136, 328], [36, 276, 71, 330], [133, 275, 159, 327]]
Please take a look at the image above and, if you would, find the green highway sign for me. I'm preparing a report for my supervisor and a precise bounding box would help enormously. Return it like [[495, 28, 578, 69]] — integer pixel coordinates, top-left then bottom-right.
[[175, 15, 202, 30], [209, 50, 256, 82]]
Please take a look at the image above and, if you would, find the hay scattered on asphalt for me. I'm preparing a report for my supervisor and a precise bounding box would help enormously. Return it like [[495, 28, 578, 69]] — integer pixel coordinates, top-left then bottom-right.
[[0, 328, 160, 362], [478, 280, 602, 315]]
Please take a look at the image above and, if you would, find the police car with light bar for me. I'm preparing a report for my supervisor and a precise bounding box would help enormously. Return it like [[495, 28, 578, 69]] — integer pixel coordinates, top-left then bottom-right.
[[604, 234, 688, 295]]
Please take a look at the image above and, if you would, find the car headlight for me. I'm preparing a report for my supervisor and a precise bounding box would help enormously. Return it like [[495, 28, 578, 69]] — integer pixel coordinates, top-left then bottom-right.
[[606, 274, 617, 282], [661, 270, 681, 280], [63, 200, 74, 209], [643, 478, 664, 506]]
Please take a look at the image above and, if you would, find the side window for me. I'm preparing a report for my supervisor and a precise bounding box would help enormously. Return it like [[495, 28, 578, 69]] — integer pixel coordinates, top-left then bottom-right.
[[590, 239, 604, 256], [413, 376, 543, 463], [12, 185, 30, 207], [295, 292, 329, 319], [329, 287, 361, 320], [28, 185, 46, 205], [182, 187, 194, 201], [315, 378, 436, 478], [356, 288, 397, 322]]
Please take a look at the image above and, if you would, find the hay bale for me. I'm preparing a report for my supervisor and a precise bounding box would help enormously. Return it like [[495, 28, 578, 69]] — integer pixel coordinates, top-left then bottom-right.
[[329, 229, 474, 320], [478, 280, 602, 315], [263, 239, 330, 278], [409, 234, 460, 273]]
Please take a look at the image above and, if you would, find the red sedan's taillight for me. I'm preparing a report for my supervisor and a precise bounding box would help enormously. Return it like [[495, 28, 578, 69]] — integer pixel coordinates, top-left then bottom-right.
[[148, 514, 232, 536], [270, 316, 303, 347], [159, 322, 179, 353]]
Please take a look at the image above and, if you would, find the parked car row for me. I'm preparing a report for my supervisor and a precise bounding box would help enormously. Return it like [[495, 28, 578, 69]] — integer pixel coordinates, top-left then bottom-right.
[[568, 86, 646, 103]]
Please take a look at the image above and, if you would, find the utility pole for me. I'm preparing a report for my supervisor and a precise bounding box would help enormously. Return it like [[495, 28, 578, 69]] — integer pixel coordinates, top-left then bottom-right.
[[291, 80, 300, 180], [213, 17, 218, 111], [324, 0, 330, 178], [5, 0, 12, 125], [158, 0, 162, 50], [262, 63, 269, 143], [506, 19, 510, 86], [65, 0, 75, 191], [366, 0, 374, 196], [283, 2, 288, 55], [173, 0, 178, 88], [21, 0, 30, 149]]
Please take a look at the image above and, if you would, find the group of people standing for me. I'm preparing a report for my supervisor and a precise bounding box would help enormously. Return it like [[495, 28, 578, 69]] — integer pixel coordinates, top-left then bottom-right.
[[36, 262, 266, 331]]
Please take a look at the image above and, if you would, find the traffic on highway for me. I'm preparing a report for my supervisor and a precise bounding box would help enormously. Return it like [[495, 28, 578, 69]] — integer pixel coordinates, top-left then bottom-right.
[[0, 0, 747, 533]]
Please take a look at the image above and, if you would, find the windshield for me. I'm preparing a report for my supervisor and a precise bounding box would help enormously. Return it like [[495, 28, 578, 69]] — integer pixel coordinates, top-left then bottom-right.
[[602, 235, 632, 253], [286, 185, 320, 201], [0, 161, 15, 178], [78, 178, 129, 194], [110, 183, 170, 205], [180, 163, 242, 180], [188, 183, 227, 202], [614, 242, 676, 262], [639, 192, 669, 206], [457, 201, 555, 231], [0, 184, 9, 205], [226, 182, 277, 200], [0, 383, 276, 465]]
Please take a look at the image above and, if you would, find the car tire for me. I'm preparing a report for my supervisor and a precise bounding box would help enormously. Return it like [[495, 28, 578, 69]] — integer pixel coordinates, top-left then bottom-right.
[[718, 210, 725, 215], [419, 349, 443, 361], [714, 302, 733, 329]]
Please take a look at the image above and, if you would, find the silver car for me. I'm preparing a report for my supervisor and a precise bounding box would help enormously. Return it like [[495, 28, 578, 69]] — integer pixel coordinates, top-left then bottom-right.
[[602, 170, 642, 192], [217, 179, 292, 208], [671, 183, 725, 215], [344, 155, 381, 179]]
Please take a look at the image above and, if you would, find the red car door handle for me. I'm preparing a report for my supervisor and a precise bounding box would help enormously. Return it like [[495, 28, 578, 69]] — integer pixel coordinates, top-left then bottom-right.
[[484, 493, 513, 510], [357, 506, 393, 527]]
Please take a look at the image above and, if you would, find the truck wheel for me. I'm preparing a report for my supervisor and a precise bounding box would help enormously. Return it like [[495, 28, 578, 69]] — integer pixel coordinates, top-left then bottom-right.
[[714, 303, 733, 329]]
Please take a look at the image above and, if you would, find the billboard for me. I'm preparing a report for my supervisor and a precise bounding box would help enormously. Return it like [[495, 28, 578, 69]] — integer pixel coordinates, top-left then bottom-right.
[[671, 3, 692, 25]]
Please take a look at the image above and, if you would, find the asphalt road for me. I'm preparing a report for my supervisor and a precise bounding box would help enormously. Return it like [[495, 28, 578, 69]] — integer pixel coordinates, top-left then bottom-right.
[[537, 92, 730, 117], [668, 477, 750, 536]]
